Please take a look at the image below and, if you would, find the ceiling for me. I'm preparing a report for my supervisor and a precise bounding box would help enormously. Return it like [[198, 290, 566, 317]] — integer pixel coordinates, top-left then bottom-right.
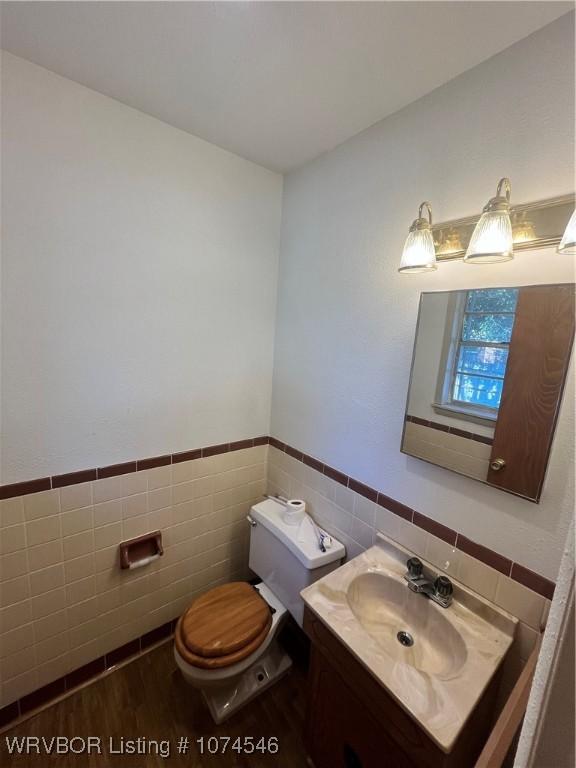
[[1, 2, 572, 172]]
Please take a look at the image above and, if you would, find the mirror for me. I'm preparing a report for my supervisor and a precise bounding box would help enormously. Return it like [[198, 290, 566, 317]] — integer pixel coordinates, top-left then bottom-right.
[[401, 284, 575, 502]]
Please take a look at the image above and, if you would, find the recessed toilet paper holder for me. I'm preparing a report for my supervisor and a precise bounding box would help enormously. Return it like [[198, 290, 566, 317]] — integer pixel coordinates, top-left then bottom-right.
[[119, 530, 163, 570]]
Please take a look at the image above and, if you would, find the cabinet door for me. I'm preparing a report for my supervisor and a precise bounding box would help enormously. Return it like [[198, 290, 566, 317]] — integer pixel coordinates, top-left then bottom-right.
[[487, 284, 575, 500], [305, 647, 415, 768]]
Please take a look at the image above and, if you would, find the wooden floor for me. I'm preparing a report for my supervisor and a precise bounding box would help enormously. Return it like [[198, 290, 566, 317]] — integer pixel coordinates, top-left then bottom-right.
[[1, 641, 310, 767]]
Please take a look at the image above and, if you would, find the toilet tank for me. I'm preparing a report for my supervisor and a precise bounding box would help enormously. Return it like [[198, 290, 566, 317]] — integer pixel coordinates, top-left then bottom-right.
[[248, 498, 345, 626]]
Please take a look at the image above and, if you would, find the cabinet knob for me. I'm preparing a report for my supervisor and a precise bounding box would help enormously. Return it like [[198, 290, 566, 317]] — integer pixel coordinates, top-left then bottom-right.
[[490, 457, 507, 472]]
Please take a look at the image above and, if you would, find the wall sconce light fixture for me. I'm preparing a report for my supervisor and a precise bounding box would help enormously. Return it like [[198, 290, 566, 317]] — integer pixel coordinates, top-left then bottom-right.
[[398, 201, 437, 274], [398, 183, 574, 274], [464, 178, 513, 264], [558, 208, 576, 255]]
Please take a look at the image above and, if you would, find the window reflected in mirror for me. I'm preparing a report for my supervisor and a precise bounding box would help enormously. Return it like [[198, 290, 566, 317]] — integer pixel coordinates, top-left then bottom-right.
[[436, 288, 518, 421]]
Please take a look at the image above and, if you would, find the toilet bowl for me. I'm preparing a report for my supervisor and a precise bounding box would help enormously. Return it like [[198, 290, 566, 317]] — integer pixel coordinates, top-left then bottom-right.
[[174, 582, 291, 723], [174, 498, 345, 723]]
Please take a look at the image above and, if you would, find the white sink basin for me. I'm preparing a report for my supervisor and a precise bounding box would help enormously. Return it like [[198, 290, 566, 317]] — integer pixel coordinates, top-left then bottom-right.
[[301, 535, 517, 753], [346, 571, 467, 677]]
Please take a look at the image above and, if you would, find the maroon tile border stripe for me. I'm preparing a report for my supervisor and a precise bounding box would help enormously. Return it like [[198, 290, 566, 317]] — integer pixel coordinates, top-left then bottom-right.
[[97, 461, 137, 479], [0, 477, 51, 501], [0, 619, 176, 732], [285, 445, 302, 461], [202, 443, 230, 458], [456, 534, 512, 576], [413, 511, 457, 545], [52, 469, 97, 488], [302, 453, 324, 473], [510, 563, 555, 601], [377, 493, 413, 522], [65, 657, 106, 690], [0, 437, 272, 498], [267, 437, 555, 600], [348, 478, 378, 503], [172, 448, 202, 464], [323, 464, 348, 486], [136, 455, 171, 471], [406, 414, 494, 446], [229, 439, 255, 452]]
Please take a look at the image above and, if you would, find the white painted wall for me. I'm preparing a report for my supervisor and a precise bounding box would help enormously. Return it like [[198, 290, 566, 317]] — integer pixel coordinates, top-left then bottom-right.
[[1, 52, 283, 483], [407, 293, 450, 421], [271, 16, 575, 580]]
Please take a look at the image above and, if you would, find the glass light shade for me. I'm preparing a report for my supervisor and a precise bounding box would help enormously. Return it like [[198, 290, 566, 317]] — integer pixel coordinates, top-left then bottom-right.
[[558, 208, 576, 255], [398, 228, 437, 273], [464, 209, 513, 264]]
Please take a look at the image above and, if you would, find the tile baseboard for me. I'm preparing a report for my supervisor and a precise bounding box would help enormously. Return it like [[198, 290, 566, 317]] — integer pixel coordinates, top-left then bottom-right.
[[0, 619, 177, 732]]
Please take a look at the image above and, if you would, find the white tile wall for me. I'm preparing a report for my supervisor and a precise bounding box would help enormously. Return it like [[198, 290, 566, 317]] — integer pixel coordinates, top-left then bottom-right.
[[0, 445, 267, 707]]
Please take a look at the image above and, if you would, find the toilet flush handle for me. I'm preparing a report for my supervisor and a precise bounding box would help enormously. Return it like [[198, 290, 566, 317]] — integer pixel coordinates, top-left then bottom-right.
[[246, 515, 257, 527]]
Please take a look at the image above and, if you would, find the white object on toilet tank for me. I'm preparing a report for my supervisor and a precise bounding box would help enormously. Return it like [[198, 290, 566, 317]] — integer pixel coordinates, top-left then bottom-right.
[[282, 498, 306, 525], [248, 498, 345, 626]]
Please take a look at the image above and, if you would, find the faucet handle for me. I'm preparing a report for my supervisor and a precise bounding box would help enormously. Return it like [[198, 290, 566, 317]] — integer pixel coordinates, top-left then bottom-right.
[[434, 575, 453, 598], [407, 557, 423, 579]]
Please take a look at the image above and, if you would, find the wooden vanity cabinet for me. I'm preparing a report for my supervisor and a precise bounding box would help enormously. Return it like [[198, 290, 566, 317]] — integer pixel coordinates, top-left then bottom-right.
[[303, 608, 500, 768]]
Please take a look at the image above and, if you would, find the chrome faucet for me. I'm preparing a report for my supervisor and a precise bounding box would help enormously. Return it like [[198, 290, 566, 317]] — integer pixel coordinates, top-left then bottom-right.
[[404, 557, 453, 609]]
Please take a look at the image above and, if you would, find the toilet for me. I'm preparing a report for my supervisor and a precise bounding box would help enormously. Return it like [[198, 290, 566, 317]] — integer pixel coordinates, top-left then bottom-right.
[[174, 497, 345, 723]]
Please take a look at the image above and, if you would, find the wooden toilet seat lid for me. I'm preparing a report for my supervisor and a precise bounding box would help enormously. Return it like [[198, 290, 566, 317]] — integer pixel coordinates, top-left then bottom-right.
[[179, 582, 271, 659], [175, 614, 272, 669]]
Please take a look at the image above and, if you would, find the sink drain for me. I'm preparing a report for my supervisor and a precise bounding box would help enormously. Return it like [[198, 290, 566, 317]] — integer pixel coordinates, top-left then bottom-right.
[[397, 631, 414, 647]]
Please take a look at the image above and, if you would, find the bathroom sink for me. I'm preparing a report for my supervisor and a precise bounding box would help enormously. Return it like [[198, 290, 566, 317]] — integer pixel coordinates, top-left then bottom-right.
[[301, 534, 517, 753], [346, 571, 467, 676]]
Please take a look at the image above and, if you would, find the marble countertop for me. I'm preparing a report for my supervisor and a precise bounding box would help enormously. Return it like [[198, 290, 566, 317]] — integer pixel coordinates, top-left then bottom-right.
[[301, 534, 517, 753]]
